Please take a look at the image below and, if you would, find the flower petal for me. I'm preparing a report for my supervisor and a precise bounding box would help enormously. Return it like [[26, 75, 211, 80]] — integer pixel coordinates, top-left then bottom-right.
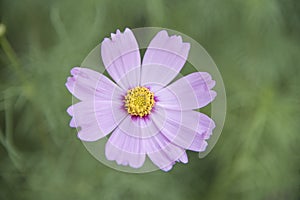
[[151, 109, 196, 149], [188, 135, 208, 152], [188, 113, 215, 152], [153, 109, 208, 151], [117, 106, 167, 139], [151, 107, 214, 152], [156, 72, 216, 110], [104, 106, 212, 170], [161, 162, 175, 171], [113, 106, 188, 170], [141, 30, 190, 92], [178, 152, 188, 164], [66, 67, 124, 102], [145, 132, 186, 171], [68, 100, 127, 141], [105, 127, 146, 168], [101, 28, 141, 90], [196, 112, 216, 140]]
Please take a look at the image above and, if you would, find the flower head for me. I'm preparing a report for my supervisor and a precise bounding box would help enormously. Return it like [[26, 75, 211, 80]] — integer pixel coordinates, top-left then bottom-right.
[[66, 28, 216, 171]]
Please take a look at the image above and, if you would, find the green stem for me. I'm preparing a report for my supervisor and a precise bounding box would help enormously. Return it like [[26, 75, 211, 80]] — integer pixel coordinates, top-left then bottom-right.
[[0, 92, 23, 171], [0, 126, 22, 171], [4, 92, 13, 145], [0, 128, 6, 147], [0, 36, 26, 81]]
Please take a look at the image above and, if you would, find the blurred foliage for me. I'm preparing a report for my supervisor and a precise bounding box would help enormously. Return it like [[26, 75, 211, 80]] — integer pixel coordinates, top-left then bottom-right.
[[0, 0, 299, 199]]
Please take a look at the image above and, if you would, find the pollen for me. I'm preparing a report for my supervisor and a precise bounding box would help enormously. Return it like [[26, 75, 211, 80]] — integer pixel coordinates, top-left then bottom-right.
[[124, 86, 155, 118]]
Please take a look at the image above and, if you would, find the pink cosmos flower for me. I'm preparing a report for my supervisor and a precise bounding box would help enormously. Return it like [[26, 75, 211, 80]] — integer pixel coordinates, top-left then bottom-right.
[[66, 28, 216, 171]]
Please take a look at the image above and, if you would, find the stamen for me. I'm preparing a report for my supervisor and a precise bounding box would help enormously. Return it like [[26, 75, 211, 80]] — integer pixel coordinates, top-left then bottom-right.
[[124, 86, 155, 118]]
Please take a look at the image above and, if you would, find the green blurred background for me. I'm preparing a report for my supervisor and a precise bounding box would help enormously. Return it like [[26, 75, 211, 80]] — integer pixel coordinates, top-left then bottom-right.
[[0, 0, 299, 199]]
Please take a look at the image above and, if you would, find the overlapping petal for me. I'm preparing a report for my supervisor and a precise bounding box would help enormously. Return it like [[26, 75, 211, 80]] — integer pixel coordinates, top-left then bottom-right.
[[117, 106, 167, 139], [105, 127, 146, 168], [153, 108, 215, 152], [105, 105, 215, 171], [105, 126, 188, 171], [144, 132, 186, 171]]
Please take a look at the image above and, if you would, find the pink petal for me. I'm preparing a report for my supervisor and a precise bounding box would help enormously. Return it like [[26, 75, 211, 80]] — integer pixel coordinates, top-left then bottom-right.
[[196, 113, 216, 140], [153, 108, 214, 152], [117, 106, 167, 139], [152, 109, 198, 150], [156, 72, 217, 110], [94, 100, 128, 134], [178, 152, 188, 164], [103, 106, 213, 169], [188, 113, 215, 152], [101, 28, 141, 90], [105, 128, 146, 168], [156, 110, 194, 148], [141, 30, 190, 92], [69, 118, 76, 127], [65, 67, 124, 102], [161, 163, 175, 172], [188, 135, 208, 152], [112, 106, 187, 170], [68, 100, 127, 141], [145, 132, 186, 170]]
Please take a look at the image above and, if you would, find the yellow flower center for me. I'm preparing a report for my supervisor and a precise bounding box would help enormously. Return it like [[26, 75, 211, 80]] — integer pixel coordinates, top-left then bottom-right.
[[124, 86, 155, 117]]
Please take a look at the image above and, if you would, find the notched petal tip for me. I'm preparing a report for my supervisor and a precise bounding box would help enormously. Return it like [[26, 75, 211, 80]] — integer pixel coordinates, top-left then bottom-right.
[[199, 141, 208, 152], [210, 90, 217, 101], [208, 80, 216, 89], [104, 28, 133, 42], [65, 80, 73, 94], [124, 27, 132, 33], [157, 31, 190, 48], [189, 137, 208, 152], [70, 67, 81, 76], [110, 33, 116, 39], [66, 67, 84, 95], [66, 76, 75, 83], [128, 156, 146, 169], [161, 163, 174, 172], [210, 119, 216, 130], [69, 118, 76, 127], [149, 30, 191, 57], [178, 152, 188, 164], [65, 76, 75, 87], [103, 37, 110, 43], [182, 42, 191, 50], [105, 135, 146, 169], [66, 105, 73, 116], [196, 113, 216, 141], [157, 30, 168, 37], [176, 35, 183, 43], [197, 71, 211, 80]]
